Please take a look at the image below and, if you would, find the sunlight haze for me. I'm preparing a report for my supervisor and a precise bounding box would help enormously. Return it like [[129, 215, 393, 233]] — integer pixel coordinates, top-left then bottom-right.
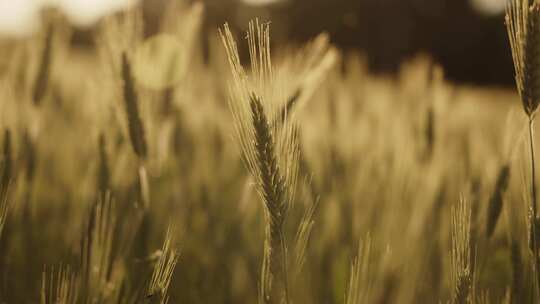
[[0, 0, 135, 36]]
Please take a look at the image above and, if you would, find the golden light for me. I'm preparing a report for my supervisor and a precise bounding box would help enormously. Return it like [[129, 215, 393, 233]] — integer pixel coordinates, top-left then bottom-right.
[[240, 0, 285, 7], [0, 0, 137, 36], [470, 0, 507, 15], [0, 1, 41, 36]]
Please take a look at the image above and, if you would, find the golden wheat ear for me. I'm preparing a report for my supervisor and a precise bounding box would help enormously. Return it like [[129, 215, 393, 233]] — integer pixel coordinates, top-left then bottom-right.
[[221, 20, 301, 304], [506, 0, 540, 118], [249, 92, 291, 304], [120, 52, 151, 209], [121, 53, 148, 160]]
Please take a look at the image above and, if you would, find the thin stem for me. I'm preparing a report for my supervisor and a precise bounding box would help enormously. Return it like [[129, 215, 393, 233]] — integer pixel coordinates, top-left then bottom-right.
[[529, 117, 540, 298], [280, 230, 290, 304], [531, 118, 538, 226]]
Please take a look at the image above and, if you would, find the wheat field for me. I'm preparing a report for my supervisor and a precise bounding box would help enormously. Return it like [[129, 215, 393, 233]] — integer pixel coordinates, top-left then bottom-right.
[[0, 1, 538, 303]]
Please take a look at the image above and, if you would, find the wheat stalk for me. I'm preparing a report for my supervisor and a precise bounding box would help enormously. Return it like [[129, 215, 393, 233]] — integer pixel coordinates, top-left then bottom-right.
[[0, 129, 12, 238], [80, 194, 125, 303], [506, 0, 540, 295], [451, 196, 472, 304], [1, 129, 12, 196], [346, 235, 372, 304], [146, 224, 180, 304], [0, 185, 8, 239], [220, 20, 300, 304], [120, 52, 151, 210], [121, 53, 148, 160], [510, 238, 524, 303], [40, 265, 79, 304]]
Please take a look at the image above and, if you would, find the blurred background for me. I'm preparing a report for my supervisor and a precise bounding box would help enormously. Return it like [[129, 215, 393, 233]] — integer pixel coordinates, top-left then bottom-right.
[[0, 0, 513, 85]]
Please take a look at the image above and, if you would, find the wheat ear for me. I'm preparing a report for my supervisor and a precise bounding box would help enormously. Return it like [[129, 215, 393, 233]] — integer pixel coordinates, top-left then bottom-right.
[[506, 0, 540, 294], [220, 20, 300, 304], [120, 53, 150, 209], [250, 93, 291, 304]]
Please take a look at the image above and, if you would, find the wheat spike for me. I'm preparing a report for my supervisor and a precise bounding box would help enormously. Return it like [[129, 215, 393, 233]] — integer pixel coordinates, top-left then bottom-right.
[[506, 1, 540, 294], [220, 20, 300, 304], [250, 93, 291, 304], [121, 53, 151, 209], [506, 0, 540, 117], [121, 52, 148, 160]]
